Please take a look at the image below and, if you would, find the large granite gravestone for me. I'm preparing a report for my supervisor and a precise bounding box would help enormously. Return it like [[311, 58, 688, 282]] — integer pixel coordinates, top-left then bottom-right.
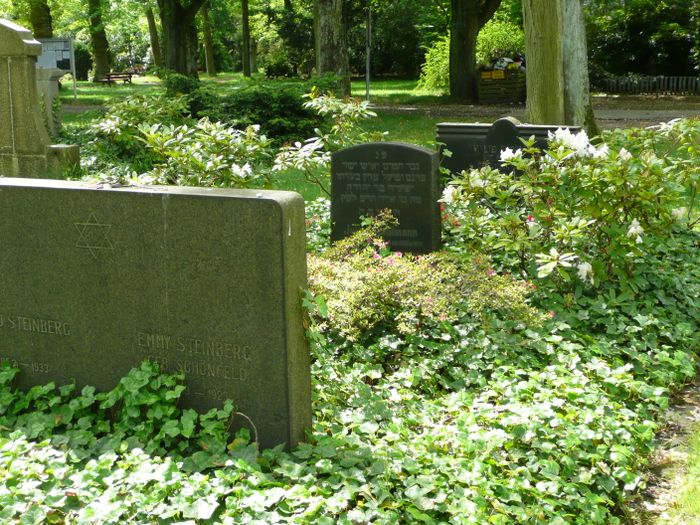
[[331, 142, 441, 253], [0, 179, 311, 449], [436, 117, 581, 174], [0, 20, 78, 177]]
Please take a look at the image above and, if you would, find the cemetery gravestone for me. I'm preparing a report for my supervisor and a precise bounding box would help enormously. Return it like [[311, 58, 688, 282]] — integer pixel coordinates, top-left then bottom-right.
[[0, 19, 78, 177], [331, 142, 441, 253], [0, 179, 311, 450], [436, 117, 581, 174]]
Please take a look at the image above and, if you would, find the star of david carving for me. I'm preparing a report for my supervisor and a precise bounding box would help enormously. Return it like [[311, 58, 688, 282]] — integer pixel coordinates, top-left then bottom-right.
[[74, 214, 114, 259]]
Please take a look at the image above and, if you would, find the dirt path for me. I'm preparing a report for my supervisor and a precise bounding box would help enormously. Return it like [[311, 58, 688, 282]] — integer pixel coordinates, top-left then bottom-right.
[[374, 94, 700, 129], [625, 382, 700, 524]]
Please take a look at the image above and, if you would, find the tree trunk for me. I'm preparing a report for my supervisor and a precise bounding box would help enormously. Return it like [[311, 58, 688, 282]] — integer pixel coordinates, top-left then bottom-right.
[[562, 0, 598, 134], [88, 0, 111, 80], [201, 1, 217, 76], [449, 0, 502, 102], [145, 6, 162, 69], [28, 0, 53, 38], [241, 0, 251, 76], [314, 0, 350, 96], [157, 0, 205, 76], [523, 0, 565, 123], [449, 0, 479, 101]]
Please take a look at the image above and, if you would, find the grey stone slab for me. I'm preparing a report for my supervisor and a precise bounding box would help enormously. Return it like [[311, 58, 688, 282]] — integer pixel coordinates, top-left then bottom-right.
[[0, 179, 311, 449], [436, 117, 581, 174], [331, 142, 441, 253]]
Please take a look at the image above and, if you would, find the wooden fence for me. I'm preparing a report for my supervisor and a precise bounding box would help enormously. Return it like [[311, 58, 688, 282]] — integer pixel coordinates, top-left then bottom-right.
[[604, 76, 700, 95]]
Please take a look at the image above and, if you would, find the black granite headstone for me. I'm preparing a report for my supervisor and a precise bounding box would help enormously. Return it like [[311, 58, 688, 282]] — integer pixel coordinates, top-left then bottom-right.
[[331, 142, 440, 253], [436, 117, 581, 174]]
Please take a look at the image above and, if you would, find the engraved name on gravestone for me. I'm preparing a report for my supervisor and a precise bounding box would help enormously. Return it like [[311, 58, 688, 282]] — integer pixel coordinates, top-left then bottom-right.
[[0, 179, 311, 449], [436, 117, 581, 174], [331, 142, 441, 253]]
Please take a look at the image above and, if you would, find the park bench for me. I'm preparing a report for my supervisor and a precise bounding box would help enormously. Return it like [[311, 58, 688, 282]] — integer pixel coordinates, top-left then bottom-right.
[[96, 72, 133, 86]]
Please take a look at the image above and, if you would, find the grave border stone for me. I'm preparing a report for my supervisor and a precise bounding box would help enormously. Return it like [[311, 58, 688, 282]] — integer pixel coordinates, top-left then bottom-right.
[[436, 117, 581, 174]]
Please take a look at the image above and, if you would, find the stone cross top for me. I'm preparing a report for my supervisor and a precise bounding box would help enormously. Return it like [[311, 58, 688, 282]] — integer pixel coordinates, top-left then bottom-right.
[[0, 19, 78, 178]]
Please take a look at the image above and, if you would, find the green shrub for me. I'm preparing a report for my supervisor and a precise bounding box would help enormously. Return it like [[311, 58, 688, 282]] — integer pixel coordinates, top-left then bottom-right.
[[442, 122, 699, 294], [476, 19, 525, 66], [162, 72, 200, 95], [138, 118, 274, 188], [307, 211, 542, 341], [417, 21, 525, 92], [416, 34, 450, 92], [87, 94, 192, 173], [193, 79, 340, 145]]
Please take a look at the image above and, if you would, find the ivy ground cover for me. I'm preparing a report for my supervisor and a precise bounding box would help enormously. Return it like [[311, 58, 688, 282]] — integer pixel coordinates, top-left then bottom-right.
[[1, 119, 700, 524]]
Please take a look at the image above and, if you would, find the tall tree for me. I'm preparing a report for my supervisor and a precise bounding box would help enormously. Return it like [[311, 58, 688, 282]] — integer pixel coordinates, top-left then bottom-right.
[[201, 0, 217, 75], [241, 0, 251, 76], [314, 0, 350, 96], [449, 0, 501, 102], [145, 5, 163, 68], [28, 0, 53, 38], [158, 0, 205, 76], [523, 0, 596, 133], [88, 0, 111, 79]]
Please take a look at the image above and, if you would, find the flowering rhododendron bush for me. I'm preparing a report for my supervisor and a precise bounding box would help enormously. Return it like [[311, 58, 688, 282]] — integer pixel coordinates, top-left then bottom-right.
[[442, 119, 699, 294], [2, 119, 700, 524]]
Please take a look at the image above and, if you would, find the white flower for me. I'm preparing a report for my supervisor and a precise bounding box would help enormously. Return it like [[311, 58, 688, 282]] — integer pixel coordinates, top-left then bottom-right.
[[499, 147, 522, 162], [441, 185, 459, 204], [231, 163, 252, 178], [618, 148, 633, 161], [672, 207, 688, 221], [577, 262, 594, 284], [588, 143, 609, 159], [627, 218, 644, 244], [470, 174, 488, 188], [549, 128, 590, 156]]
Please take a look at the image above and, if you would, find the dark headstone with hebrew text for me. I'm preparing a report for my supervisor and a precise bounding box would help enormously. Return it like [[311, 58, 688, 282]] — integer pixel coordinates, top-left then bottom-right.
[[331, 142, 441, 253], [0, 178, 311, 450], [436, 117, 580, 174]]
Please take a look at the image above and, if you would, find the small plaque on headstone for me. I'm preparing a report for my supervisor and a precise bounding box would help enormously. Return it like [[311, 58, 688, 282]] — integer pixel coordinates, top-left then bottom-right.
[[0, 179, 311, 450], [436, 117, 580, 174], [331, 142, 441, 253]]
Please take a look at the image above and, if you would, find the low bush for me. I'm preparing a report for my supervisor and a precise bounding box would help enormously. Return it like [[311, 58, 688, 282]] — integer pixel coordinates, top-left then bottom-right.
[[138, 118, 274, 188], [192, 77, 341, 145], [86, 94, 192, 174], [307, 211, 542, 342]]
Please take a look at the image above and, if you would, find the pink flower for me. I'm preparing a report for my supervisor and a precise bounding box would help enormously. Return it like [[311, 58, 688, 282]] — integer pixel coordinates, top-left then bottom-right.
[[527, 215, 535, 222]]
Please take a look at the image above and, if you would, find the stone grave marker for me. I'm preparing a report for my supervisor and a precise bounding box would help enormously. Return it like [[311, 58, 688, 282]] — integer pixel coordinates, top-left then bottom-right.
[[436, 117, 581, 174], [0, 19, 78, 177], [0, 179, 311, 449], [331, 142, 441, 253]]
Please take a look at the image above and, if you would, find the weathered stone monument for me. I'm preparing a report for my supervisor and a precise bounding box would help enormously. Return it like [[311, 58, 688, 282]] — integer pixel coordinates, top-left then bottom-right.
[[331, 142, 441, 253], [436, 117, 581, 174], [0, 20, 78, 177], [36, 66, 65, 136], [0, 179, 311, 449]]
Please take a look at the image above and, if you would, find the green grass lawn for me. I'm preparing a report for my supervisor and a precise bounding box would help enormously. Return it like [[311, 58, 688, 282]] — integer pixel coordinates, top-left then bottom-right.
[[350, 78, 449, 105]]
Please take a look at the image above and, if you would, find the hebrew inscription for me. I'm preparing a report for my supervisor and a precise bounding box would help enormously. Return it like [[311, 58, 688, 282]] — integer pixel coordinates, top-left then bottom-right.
[[331, 142, 441, 253]]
